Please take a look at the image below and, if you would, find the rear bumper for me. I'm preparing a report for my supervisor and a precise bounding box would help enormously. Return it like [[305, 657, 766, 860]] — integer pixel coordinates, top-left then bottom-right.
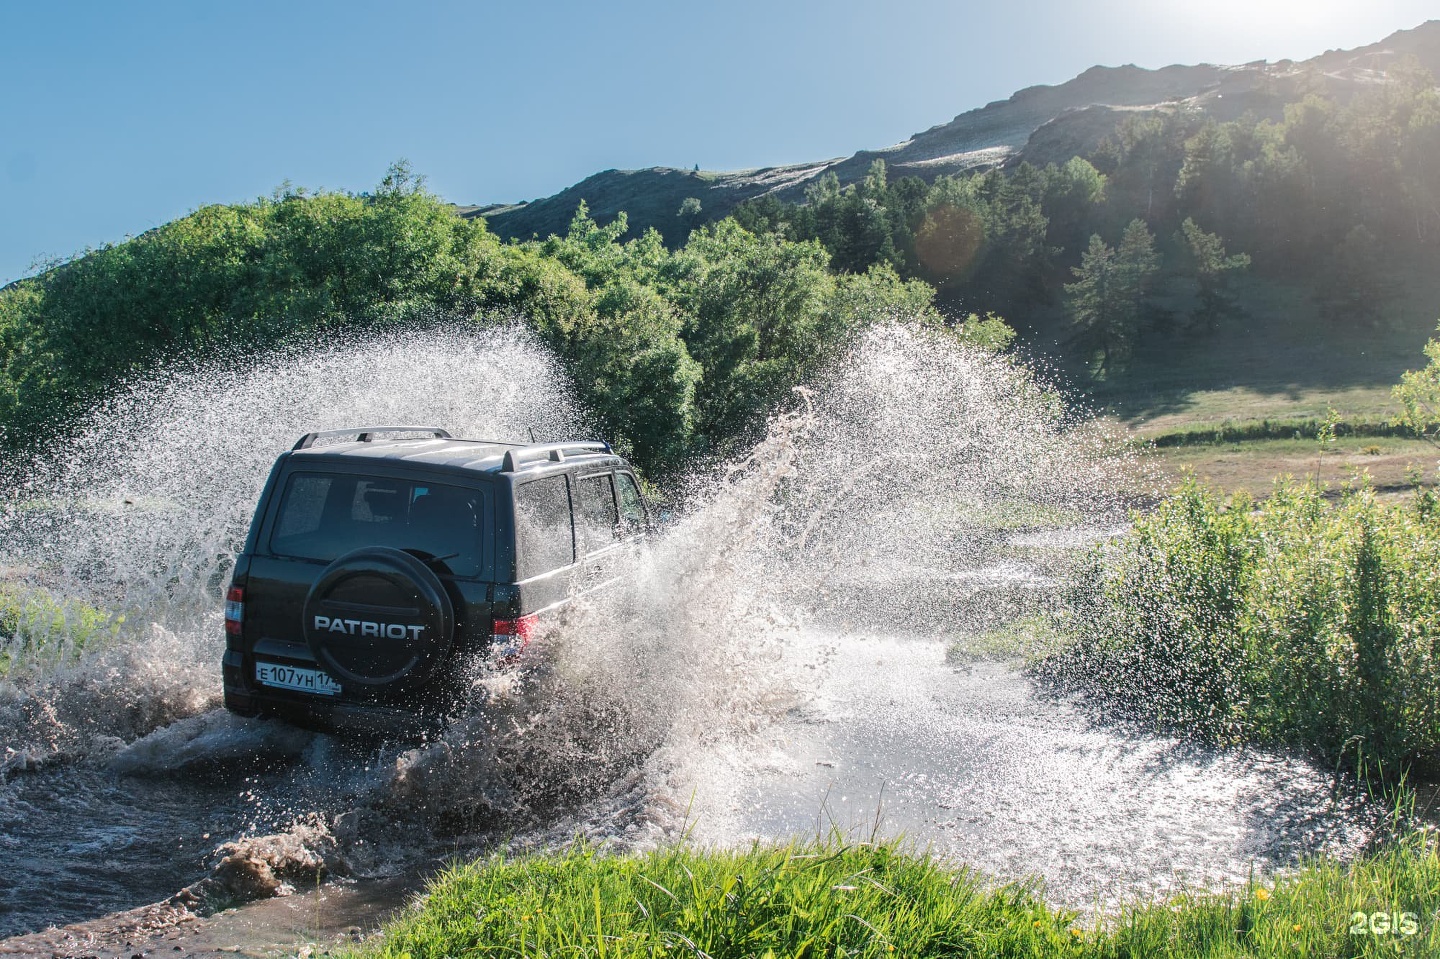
[[222, 650, 449, 739]]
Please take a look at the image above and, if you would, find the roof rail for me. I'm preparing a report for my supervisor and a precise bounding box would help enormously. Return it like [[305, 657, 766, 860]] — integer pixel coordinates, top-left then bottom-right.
[[292, 426, 453, 450], [501, 441, 612, 473]]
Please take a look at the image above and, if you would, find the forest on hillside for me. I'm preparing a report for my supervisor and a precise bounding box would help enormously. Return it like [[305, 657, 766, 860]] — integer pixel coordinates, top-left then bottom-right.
[[729, 60, 1440, 372]]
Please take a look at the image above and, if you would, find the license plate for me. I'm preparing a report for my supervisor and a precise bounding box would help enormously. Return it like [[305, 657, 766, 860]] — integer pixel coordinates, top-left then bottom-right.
[[255, 662, 342, 696]]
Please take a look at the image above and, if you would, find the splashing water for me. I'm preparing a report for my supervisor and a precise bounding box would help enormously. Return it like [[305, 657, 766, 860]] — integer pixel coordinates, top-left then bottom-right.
[[0, 320, 1373, 946], [2, 321, 582, 639], [766, 324, 1143, 632], [368, 399, 817, 837], [0, 321, 582, 757]]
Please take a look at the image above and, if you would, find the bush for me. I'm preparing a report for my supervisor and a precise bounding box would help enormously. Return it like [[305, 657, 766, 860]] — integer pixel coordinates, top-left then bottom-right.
[[1037, 478, 1440, 773], [1146, 418, 1411, 448]]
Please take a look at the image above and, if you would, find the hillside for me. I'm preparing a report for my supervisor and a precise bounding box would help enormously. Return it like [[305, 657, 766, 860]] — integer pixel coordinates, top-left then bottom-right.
[[472, 20, 1440, 244], [454, 161, 833, 246]]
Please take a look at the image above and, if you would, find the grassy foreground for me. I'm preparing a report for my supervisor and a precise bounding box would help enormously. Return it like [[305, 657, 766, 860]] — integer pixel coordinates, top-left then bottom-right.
[[351, 833, 1439, 958]]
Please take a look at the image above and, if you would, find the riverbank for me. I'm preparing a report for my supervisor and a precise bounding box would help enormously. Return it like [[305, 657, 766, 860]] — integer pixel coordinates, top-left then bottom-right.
[[6, 822, 1434, 958]]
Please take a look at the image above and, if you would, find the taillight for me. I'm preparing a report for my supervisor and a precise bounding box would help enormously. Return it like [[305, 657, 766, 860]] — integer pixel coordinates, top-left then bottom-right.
[[491, 613, 538, 659], [225, 586, 244, 636]]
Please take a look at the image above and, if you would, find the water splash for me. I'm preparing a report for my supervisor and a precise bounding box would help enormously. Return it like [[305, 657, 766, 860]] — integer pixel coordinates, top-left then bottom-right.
[[0, 320, 582, 760], [357, 324, 1154, 854], [362, 401, 819, 836], [765, 324, 1144, 634]]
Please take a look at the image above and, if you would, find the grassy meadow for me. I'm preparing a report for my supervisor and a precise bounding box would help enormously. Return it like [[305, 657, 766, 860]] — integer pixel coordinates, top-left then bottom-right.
[[1098, 255, 1440, 427], [1062, 259, 1440, 496], [0, 582, 122, 677], [1149, 437, 1436, 498]]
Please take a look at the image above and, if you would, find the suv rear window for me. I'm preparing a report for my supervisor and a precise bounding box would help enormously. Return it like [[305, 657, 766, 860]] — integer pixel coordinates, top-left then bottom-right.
[[269, 472, 485, 577]]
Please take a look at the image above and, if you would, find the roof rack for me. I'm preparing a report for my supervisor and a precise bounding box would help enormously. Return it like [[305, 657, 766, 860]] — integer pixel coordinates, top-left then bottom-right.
[[501, 441, 612, 472], [292, 426, 453, 450]]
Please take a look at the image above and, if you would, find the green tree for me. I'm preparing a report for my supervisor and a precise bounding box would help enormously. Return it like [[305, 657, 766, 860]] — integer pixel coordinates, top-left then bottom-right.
[[731, 196, 794, 238], [1175, 121, 1238, 236], [1065, 220, 1160, 374], [677, 196, 703, 236], [524, 205, 702, 470], [1117, 217, 1161, 286], [572, 280, 701, 470], [951, 312, 1017, 352], [1096, 113, 1191, 227], [0, 151, 965, 478], [1317, 224, 1387, 327], [672, 221, 837, 449], [1396, 60, 1440, 243], [1065, 236, 1122, 373], [0, 166, 509, 442], [1179, 218, 1250, 332], [1041, 157, 1107, 253], [1392, 319, 1440, 442], [671, 220, 938, 454]]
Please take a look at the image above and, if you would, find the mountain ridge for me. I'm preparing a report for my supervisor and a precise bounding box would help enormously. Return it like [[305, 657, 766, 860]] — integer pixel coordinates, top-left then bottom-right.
[[467, 21, 1440, 244]]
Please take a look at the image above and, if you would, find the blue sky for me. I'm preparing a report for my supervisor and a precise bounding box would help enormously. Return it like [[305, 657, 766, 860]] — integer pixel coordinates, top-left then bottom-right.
[[1, 0, 1435, 285]]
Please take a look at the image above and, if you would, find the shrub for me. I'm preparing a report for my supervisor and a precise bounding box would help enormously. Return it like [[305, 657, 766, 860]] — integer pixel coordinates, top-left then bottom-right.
[[0, 178, 947, 478], [1038, 478, 1440, 773]]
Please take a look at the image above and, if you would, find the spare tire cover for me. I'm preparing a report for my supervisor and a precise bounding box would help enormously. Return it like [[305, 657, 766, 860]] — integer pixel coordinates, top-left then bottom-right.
[[303, 546, 455, 690]]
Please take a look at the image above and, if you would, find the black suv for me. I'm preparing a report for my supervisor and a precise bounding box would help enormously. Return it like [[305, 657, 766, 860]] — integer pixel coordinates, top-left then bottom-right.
[[222, 427, 648, 733]]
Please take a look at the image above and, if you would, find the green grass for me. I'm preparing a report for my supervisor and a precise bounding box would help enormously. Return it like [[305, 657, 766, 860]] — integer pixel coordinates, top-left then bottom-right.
[[348, 831, 1440, 958], [1083, 258, 1440, 435], [1019, 253, 1440, 454], [1147, 436, 1439, 498], [0, 583, 123, 676], [1017, 258, 1440, 499]]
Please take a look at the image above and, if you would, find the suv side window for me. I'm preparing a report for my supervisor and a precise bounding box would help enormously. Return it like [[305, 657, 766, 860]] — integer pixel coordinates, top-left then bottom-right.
[[575, 473, 619, 554], [615, 472, 646, 535], [514, 474, 575, 579]]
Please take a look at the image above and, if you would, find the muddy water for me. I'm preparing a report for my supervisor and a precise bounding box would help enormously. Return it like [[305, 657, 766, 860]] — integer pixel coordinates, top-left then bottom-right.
[[0, 322, 1381, 954], [0, 769, 245, 935]]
